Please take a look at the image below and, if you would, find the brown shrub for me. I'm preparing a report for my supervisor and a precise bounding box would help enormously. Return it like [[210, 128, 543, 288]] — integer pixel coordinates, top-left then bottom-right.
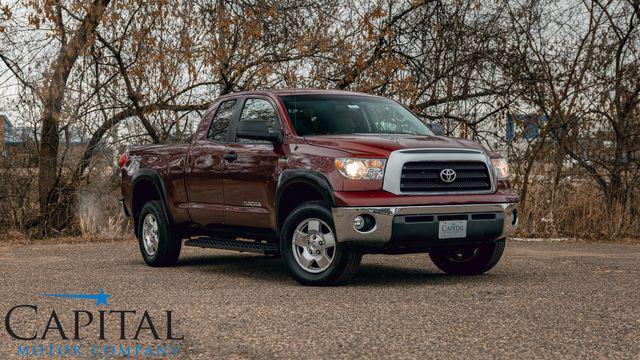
[[76, 176, 132, 240], [519, 181, 640, 241], [0, 156, 132, 240]]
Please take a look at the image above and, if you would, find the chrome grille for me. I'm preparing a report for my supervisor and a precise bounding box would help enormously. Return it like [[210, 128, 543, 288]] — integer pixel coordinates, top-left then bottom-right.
[[400, 161, 491, 193]]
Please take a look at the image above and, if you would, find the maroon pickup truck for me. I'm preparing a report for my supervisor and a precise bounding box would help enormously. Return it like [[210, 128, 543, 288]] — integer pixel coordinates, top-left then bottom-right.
[[119, 89, 519, 285]]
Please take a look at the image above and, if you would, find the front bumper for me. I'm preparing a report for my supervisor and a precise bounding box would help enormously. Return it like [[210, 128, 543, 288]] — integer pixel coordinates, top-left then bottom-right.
[[332, 203, 518, 247]]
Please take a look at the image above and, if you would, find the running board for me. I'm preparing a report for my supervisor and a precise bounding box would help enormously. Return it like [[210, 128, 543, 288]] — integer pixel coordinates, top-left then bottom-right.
[[184, 237, 279, 255]]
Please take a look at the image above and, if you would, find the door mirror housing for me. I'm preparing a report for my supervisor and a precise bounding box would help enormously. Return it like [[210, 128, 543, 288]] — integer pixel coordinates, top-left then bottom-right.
[[427, 123, 446, 136], [236, 120, 282, 143]]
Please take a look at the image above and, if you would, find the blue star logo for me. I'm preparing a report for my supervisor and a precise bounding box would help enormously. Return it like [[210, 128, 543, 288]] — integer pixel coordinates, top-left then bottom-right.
[[41, 288, 111, 307]]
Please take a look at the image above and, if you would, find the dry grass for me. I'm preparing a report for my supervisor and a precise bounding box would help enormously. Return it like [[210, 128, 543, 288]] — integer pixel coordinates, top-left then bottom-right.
[[519, 182, 640, 242], [0, 163, 133, 241], [76, 190, 131, 240]]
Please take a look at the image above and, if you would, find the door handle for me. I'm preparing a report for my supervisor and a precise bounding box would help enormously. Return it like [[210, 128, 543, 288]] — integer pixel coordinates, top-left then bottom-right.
[[223, 152, 238, 162]]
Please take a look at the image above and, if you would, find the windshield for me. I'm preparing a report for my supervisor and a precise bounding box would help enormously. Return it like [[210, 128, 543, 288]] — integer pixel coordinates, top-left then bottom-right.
[[280, 94, 433, 137]]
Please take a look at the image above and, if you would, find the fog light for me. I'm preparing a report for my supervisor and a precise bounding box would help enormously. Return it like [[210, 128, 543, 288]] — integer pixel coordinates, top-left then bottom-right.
[[353, 214, 375, 232]]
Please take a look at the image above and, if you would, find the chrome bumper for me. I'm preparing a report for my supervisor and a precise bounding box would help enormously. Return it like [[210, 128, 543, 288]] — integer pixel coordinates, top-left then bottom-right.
[[332, 203, 518, 246]]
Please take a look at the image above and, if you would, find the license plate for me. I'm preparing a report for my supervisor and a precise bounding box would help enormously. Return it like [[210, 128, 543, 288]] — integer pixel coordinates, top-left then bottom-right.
[[438, 220, 467, 239]]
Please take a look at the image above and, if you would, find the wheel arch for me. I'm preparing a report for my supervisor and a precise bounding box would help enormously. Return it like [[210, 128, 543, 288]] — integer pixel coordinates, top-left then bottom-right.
[[275, 170, 336, 233], [131, 169, 174, 232]]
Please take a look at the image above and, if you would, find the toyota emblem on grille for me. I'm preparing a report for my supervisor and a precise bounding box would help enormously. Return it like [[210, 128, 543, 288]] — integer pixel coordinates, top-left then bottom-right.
[[440, 168, 457, 183]]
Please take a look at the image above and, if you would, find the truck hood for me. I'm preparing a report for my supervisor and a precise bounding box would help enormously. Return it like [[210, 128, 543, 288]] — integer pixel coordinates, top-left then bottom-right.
[[303, 134, 488, 158]]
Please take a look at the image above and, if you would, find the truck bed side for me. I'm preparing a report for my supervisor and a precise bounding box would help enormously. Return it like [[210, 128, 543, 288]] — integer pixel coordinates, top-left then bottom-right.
[[121, 143, 192, 228]]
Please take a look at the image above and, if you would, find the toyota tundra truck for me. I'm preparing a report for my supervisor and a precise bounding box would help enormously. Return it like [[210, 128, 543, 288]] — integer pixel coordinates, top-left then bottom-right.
[[119, 89, 519, 286]]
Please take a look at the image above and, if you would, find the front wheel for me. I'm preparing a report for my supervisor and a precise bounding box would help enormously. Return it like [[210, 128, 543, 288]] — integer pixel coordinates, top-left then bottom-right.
[[280, 201, 361, 286], [429, 239, 505, 275]]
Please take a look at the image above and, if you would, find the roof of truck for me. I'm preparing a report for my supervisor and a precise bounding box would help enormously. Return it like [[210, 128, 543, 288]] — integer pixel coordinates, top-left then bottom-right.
[[224, 88, 385, 98]]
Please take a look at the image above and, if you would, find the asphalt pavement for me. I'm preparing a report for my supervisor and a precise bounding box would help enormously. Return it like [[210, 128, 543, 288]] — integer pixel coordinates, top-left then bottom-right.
[[0, 238, 638, 359]]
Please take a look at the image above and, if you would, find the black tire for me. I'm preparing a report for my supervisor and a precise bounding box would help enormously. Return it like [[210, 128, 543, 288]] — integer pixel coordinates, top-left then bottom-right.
[[137, 200, 181, 267], [429, 238, 505, 275], [280, 201, 361, 286]]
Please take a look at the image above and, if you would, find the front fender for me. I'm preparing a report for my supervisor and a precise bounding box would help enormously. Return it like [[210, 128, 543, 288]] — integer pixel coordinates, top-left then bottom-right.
[[275, 169, 336, 230]]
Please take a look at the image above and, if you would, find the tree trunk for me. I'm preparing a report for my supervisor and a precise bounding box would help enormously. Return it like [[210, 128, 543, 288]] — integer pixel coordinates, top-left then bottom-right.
[[519, 154, 536, 216], [37, 0, 111, 234], [550, 140, 566, 207], [607, 127, 626, 207]]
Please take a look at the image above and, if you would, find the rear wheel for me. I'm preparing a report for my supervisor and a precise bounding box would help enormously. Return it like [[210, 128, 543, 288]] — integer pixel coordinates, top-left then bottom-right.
[[137, 200, 181, 267], [281, 201, 361, 286], [429, 238, 505, 275]]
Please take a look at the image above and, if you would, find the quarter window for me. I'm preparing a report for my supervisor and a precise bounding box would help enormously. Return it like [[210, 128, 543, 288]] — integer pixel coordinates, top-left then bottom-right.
[[236, 98, 279, 143], [208, 100, 236, 141]]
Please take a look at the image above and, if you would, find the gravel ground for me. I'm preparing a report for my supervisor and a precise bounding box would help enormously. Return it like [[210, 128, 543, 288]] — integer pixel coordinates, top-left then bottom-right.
[[0, 239, 639, 359]]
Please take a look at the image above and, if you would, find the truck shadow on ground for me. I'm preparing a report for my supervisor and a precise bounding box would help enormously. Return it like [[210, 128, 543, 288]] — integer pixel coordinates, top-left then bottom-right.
[[174, 253, 511, 287]]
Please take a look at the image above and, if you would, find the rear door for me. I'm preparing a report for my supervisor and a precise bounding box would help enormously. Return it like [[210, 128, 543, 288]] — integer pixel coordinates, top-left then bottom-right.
[[222, 97, 284, 229], [185, 99, 238, 226]]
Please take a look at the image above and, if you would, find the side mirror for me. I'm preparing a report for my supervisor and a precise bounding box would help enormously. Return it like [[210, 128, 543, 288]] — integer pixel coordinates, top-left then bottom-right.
[[428, 123, 446, 136], [236, 120, 282, 143]]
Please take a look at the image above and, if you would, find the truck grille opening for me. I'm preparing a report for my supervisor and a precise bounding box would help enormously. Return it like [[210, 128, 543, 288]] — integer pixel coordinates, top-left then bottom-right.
[[400, 161, 492, 193]]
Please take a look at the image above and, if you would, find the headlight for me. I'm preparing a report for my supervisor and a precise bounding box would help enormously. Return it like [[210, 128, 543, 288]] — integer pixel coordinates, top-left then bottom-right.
[[335, 158, 386, 180], [491, 158, 510, 179]]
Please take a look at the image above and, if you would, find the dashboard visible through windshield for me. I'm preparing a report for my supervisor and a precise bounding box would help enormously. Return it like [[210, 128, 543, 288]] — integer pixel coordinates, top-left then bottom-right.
[[280, 94, 433, 137]]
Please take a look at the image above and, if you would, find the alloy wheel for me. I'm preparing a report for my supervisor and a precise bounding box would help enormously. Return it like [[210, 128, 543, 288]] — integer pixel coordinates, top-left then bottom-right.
[[142, 213, 159, 256], [291, 218, 336, 273]]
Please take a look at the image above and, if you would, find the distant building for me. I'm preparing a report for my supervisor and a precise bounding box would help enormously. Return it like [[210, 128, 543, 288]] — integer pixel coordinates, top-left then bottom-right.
[[1, 115, 37, 159], [480, 113, 551, 155], [0, 115, 109, 169], [506, 114, 547, 142]]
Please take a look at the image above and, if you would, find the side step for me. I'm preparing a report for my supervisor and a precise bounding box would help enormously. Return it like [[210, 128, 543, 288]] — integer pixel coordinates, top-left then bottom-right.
[[184, 237, 279, 255]]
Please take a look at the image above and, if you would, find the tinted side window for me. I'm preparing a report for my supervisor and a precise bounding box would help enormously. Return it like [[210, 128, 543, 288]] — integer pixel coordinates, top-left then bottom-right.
[[236, 98, 279, 143], [208, 100, 236, 141]]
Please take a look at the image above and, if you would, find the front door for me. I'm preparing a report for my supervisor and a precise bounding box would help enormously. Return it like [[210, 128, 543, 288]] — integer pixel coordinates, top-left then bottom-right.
[[222, 97, 283, 229], [185, 99, 237, 226]]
